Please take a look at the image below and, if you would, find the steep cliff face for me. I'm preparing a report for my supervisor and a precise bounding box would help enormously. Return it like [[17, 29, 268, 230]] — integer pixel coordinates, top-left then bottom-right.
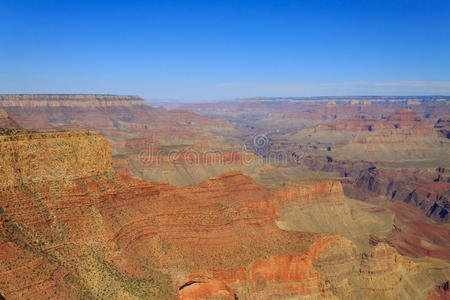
[[0, 94, 240, 186], [0, 109, 19, 128], [327, 110, 446, 162], [182, 97, 441, 120], [316, 109, 433, 135], [349, 167, 449, 223], [312, 240, 422, 299], [180, 237, 449, 300], [272, 179, 345, 207], [0, 94, 146, 107], [434, 117, 450, 139], [0, 94, 231, 133], [274, 179, 394, 247], [179, 235, 348, 299]]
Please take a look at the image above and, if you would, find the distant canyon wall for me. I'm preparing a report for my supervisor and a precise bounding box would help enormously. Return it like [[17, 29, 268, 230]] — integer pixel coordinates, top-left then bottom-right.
[[0, 94, 146, 107]]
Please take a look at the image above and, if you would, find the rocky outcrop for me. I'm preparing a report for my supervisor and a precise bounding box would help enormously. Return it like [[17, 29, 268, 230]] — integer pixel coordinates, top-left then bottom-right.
[[275, 180, 394, 248], [427, 281, 450, 300], [349, 167, 449, 222], [272, 179, 345, 208], [434, 117, 450, 139], [0, 130, 113, 188], [0, 108, 19, 128], [296, 155, 376, 179], [180, 237, 446, 300]]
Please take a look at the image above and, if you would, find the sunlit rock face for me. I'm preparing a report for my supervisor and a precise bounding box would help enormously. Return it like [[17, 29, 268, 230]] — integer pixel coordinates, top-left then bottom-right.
[[0, 94, 240, 186], [0, 94, 146, 107], [0, 129, 448, 299]]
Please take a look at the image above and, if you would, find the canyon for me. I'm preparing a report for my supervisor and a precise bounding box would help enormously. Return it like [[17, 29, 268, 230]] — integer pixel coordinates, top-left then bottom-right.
[[0, 94, 449, 299], [0, 130, 448, 299]]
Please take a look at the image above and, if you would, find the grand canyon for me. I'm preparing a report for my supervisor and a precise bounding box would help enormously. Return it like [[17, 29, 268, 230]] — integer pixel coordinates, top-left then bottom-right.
[[0, 94, 448, 299], [2, 1, 449, 299]]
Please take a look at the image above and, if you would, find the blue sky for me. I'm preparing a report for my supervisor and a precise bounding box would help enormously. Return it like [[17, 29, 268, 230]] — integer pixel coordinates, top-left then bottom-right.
[[1, 0, 449, 101]]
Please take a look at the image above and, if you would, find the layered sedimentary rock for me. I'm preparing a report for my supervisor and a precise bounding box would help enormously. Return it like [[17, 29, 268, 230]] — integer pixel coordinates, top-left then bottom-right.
[[342, 166, 450, 260], [349, 167, 449, 222], [274, 178, 394, 247], [0, 130, 316, 298], [0, 94, 241, 185], [1, 130, 448, 299], [183, 97, 450, 127], [120, 145, 269, 185], [0, 130, 172, 298], [317, 109, 433, 135], [0, 94, 231, 141], [0, 109, 19, 128], [180, 236, 449, 300], [0, 94, 146, 107], [427, 281, 450, 300], [435, 116, 450, 139], [0, 130, 314, 298], [249, 112, 447, 194]]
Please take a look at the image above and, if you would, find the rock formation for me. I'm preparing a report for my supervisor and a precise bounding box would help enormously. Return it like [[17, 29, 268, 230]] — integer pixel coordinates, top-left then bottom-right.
[[0, 129, 448, 299], [0, 94, 146, 107], [349, 167, 449, 223], [1, 95, 449, 299], [0, 109, 19, 128], [435, 116, 450, 139], [0, 94, 239, 185], [317, 109, 434, 136]]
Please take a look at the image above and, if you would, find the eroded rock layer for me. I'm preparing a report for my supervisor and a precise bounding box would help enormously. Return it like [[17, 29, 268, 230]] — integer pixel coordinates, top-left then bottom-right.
[[0, 130, 448, 299], [0, 109, 19, 128], [0, 94, 146, 107], [0, 94, 241, 186], [349, 167, 449, 223], [317, 109, 433, 136]]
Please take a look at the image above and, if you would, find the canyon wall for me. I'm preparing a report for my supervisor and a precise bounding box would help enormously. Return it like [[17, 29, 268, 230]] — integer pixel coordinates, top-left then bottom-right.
[[0, 109, 19, 128], [1, 96, 449, 300], [0, 94, 238, 187], [349, 167, 449, 223], [317, 109, 433, 135], [0, 94, 146, 107], [435, 117, 450, 139]]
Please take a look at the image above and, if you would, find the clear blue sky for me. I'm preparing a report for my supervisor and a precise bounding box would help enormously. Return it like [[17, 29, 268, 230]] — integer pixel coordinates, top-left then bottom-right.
[[1, 0, 449, 101]]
